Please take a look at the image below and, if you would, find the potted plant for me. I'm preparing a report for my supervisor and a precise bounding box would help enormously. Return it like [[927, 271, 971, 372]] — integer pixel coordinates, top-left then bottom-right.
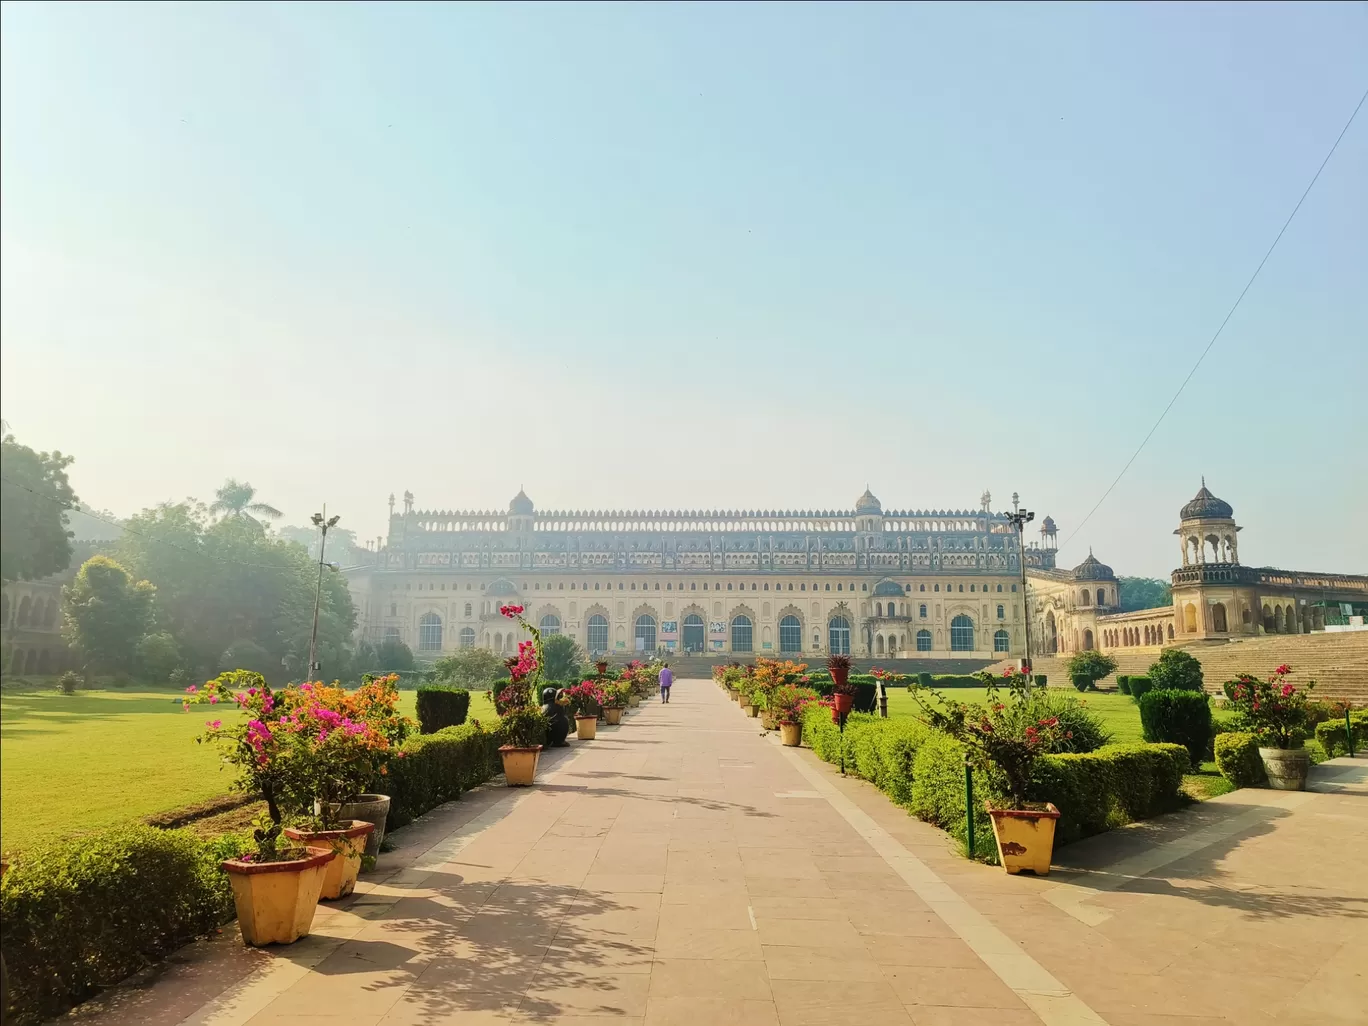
[[185, 671, 336, 944], [493, 604, 550, 784], [1223, 664, 1316, 790], [771, 684, 820, 746], [827, 654, 855, 719], [564, 679, 606, 739], [602, 680, 628, 725], [910, 668, 1066, 875], [595, 659, 609, 675]]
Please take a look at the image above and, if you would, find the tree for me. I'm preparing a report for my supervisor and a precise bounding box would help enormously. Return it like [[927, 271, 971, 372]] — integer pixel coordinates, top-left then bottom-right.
[[428, 648, 504, 687], [62, 556, 155, 675], [1065, 650, 1118, 687], [373, 638, 416, 673], [1118, 577, 1172, 613], [541, 634, 585, 683], [209, 479, 282, 528], [276, 523, 364, 567], [136, 631, 183, 681], [1149, 648, 1204, 692], [1, 434, 78, 584]]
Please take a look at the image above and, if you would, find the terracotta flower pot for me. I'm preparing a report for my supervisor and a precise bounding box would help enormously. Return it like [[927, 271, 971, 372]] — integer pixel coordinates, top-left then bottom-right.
[[595, 661, 609, 674], [332, 794, 391, 859], [603, 706, 624, 725], [499, 745, 543, 786], [1259, 746, 1310, 791], [576, 715, 598, 740], [779, 722, 802, 747], [221, 846, 335, 946], [832, 692, 855, 716], [283, 821, 374, 900], [986, 803, 1060, 876]]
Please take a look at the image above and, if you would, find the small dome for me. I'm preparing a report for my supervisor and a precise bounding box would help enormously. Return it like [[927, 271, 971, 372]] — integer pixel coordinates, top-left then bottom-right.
[[855, 487, 882, 514], [487, 578, 520, 596], [872, 580, 904, 597], [1180, 479, 1233, 521], [1071, 550, 1115, 581], [1040, 515, 1057, 534], [509, 489, 534, 515]]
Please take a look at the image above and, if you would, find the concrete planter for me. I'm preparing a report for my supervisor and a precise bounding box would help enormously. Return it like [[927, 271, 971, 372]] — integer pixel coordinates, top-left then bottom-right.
[[604, 706, 624, 725], [779, 722, 802, 747], [576, 715, 598, 740], [283, 821, 374, 900], [987, 803, 1060, 876], [333, 794, 390, 859], [499, 745, 543, 786], [221, 846, 334, 946], [628, 694, 641, 708], [745, 704, 759, 719], [1259, 746, 1310, 791]]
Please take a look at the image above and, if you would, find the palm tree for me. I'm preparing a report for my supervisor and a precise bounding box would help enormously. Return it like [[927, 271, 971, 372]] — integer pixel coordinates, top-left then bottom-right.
[[210, 479, 283, 527]]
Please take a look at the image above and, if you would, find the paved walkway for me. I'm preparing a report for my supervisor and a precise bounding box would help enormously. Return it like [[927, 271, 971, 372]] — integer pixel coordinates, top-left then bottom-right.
[[74, 680, 1367, 1026]]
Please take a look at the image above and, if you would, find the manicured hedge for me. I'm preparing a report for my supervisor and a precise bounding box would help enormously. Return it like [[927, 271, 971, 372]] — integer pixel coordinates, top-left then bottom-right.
[[0, 826, 242, 1026], [1071, 674, 1093, 692], [1139, 689, 1212, 768], [1117, 675, 1131, 696], [1033, 743, 1190, 844], [1034, 674, 1048, 687], [415, 685, 472, 734], [1213, 730, 1266, 788], [385, 720, 510, 828], [1128, 675, 1153, 700], [1315, 712, 1368, 759]]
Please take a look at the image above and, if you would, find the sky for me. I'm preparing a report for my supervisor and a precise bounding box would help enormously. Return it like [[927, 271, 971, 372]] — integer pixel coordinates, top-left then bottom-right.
[[1, 2, 1365, 578]]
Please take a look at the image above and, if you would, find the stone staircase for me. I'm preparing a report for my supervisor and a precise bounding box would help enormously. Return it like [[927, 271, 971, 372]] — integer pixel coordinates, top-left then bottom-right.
[[1004, 631, 1368, 705]]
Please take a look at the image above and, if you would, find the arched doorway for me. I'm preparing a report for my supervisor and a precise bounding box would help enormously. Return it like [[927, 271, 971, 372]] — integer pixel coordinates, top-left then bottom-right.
[[586, 614, 609, 654], [539, 614, 561, 636], [1212, 603, 1228, 633], [1184, 604, 1198, 632], [950, 614, 975, 651], [1045, 611, 1058, 654], [731, 615, 753, 653], [828, 616, 851, 655], [1083, 629, 1094, 651], [418, 613, 443, 651], [682, 614, 705, 653], [778, 615, 801, 654], [634, 615, 657, 653]]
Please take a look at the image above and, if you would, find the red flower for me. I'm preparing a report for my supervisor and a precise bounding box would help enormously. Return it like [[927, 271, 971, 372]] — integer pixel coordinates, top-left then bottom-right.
[[1274, 664, 1291, 677], [1280, 683, 1294, 698]]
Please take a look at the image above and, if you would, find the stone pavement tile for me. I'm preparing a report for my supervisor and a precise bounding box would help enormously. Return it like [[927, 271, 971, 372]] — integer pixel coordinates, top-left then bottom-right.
[[644, 996, 779, 1026], [656, 896, 753, 931], [823, 870, 908, 893], [402, 953, 539, 999], [869, 937, 984, 969], [572, 888, 663, 914], [755, 916, 865, 948], [660, 880, 749, 905], [581, 872, 666, 893], [771, 979, 915, 1026], [745, 895, 850, 922], [763, 945, 885, 982], [647, 957, 772, 1000], [519, 972, 652, 1018], [844, 908, 957, 940], [556, 908, 659, 941], [246, 1014, 388, 1026], [375, 995, 524, 1025], [543, 937, 656, 975], [813, 855, 897, 874], [880, 966, 1027, 1010], [905, 1006, 1043, 1026], [256, 968, 415, 1018], [458, 911, 562, 949], [743, 875, 836, 899], [651, 923, 764, 960]]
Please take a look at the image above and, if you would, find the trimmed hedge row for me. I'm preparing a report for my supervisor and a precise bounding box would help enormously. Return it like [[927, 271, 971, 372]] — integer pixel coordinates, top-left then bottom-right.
[[415, 685, 471, 734], [1313, 712, 1368, 759], [0, 826, 243, 1026], [799, 706, 1190, 856], [386, 720, 512, 828], [1138, 689, 1211, 768], [1213, 731, 1266, 788], [1128, 675, 1154, 700]]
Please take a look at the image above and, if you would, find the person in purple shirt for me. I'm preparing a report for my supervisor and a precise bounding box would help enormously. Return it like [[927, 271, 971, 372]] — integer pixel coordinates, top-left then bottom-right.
[[659, 663, 673, 703]]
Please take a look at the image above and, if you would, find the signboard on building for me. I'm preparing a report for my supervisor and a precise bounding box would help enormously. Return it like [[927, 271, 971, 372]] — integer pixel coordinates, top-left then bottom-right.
[[660, 621, 678, 638], [708, 621, 726, 637]]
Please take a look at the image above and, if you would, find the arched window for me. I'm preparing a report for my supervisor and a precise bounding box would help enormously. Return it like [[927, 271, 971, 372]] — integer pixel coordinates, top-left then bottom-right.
[[919, 604, 927, 618], [916, 629, 932, 651], [876, 634, 885, 655], [459, 626, 475, 647], [950, 614, 974, 651], [875, 602, 883, 617], [1185, 604, 1198, 633], [683, 614, 705, 652], [418, 613, 443, 651], [731, 615, 753, 653], [828, 616, 851, 655], [17, 596, 31, 627], [996, 604, 1005, 619], [1080, 590, 1091, 607], [539, 614, 561, 635], [464, 602, 472, 617], [635, 614, 657, 652], [994, 629, 1010, 652], [587, 614, 609, 653], [1096, 589, 1106, 607], [779, 615, 802, 653]]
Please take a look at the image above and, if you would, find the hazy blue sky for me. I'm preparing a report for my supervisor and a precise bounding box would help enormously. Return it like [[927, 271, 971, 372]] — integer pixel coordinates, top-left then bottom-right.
[[2, 2, 1364, 577]]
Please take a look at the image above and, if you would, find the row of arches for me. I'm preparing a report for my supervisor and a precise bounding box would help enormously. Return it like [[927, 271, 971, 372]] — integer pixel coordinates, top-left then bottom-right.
[[1104, 623, 1173, 648], [2, 593, 59, 630]]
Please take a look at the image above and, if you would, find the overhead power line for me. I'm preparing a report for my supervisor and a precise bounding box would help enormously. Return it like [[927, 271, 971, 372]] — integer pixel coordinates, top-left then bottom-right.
[[1059, 84, 1368, 553]]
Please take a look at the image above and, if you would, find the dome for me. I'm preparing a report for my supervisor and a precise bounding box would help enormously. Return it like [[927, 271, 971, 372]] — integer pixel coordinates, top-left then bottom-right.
[[872, 580, 904, 597], [1180, 479, 1233, 521], [1071, 550, 1115, 581], [509, 489, 534, 515], [1040, 515, 1057, 534], [855, 487, 882, 514], [487, 578, 520, 596]]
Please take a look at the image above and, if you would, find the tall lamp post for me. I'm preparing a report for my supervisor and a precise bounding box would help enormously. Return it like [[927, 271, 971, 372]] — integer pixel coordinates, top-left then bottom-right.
[[307, 506, 340, 679], [1002, 493, 1034, 677]]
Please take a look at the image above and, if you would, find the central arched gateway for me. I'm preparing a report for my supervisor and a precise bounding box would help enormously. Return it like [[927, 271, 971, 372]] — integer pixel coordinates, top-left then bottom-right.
[[682, 614, 705, 653]]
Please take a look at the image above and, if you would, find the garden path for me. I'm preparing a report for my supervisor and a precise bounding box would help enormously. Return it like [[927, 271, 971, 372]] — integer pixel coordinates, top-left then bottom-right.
[[71, 680, 1367, 1026]]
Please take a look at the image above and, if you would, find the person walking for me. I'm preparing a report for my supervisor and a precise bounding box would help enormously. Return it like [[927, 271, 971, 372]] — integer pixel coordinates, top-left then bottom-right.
[[659, 663, 673, 703]]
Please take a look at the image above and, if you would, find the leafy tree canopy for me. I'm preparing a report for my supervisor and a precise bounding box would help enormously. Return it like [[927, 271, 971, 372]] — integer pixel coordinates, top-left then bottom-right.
[[428, 648, 505, 688], [61, 555, 155, 675], [1149, 648, 1205, 692], [1118, 576, 1172, 613], [209, 479, 282, 529], [1, 434, 78, 584], [1065, 649, 1118, 683], [540, 633, 585, 683]]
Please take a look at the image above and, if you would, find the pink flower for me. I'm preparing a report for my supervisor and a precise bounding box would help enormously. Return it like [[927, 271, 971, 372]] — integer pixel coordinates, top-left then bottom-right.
[[206, 719, 222, 729], [1280, 683, 1294, 698], [208, 694, 219, 704], [1275, 664, 1291, 677], [185, 685, 198, 694]]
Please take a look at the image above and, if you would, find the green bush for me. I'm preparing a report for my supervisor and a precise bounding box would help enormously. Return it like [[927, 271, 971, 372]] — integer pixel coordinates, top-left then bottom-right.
[[908, 731, 996, 859], [1066, 650, 1118, 686], [1071, 674, 1092, 692], [385, 721, 507, 828], [874, 719, 932, 806], [1116, 675, 1131, 696], [1128, 675, 1153, 700], [1027, 690, 1112, 753], [1033, 743, 1189, 844], [1034, 674, 1047, 687], [801, 704, 842, 762], [0, 826, 240, 1026], [1139, 689, 1212, 768], [1213, 730, 1266, 788], [414, 685, 471, 734], [1314, 712, 1368, 758], [917, 672, 933, 689], [1148, 648, 1204, 692]]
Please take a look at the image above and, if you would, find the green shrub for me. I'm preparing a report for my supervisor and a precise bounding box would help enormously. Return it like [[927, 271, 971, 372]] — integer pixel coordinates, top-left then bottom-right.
[[1148, 648, 1204, 692], [1033, 743, 1188, 844], [385, 721, 506, 828], [917, 672, 934, 689], [874, 719, 932, 806], [0, 826, 239, 1026], [1128, 675, 1153, 700], [1066, 650, 1118, 686], [1213, 730, 1266, 788], [908, 731, 996, 859], [1139, 689, 1212, 768], [931, 674, 989, 688], [414, 685, 471, 734], [1314, 712, 1368, 759], [1034, 674, 1048, 687], [801, 703, 842, 762], [56, 670, 82, 695], [1026, 690, 1112, 753], [843, 714, 885, 783], [1071, 674, 1092, 692], [1116, 675, 1131, 696]]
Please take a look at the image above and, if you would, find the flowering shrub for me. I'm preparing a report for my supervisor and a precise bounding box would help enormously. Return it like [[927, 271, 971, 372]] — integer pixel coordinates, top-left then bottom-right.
[[770, 684, 821, 724], [910, 668, 1067, 809], [601, 680, 632, 708], [563, 680, 608, 717], [486, 603, 552, 748], [1222, 664, 1316, 749], [871, 667, 910, 686]]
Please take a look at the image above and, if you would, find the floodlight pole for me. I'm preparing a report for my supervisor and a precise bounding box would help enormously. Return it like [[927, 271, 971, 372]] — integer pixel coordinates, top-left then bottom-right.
[[1003, 494, 1035, 678], [307, 506, 340, 680]]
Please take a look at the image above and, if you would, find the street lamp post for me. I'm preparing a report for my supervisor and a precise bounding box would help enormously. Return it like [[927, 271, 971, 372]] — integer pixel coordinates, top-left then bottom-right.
[[307, 506, 340, 679], [1002, 493, 1035, 678]]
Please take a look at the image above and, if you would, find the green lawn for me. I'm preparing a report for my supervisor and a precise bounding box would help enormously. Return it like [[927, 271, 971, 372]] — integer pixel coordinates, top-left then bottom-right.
[[0, 681, 496, 852]]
